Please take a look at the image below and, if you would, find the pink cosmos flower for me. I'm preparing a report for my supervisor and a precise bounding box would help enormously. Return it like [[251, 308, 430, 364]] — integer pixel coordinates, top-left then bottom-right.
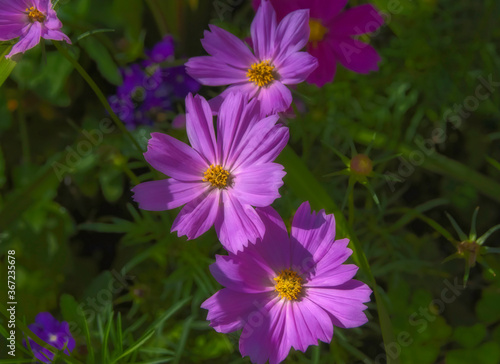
[[132, 92, 289, 253], [0, 0, 71, 58], [202, 202, 372, 364], [253, 0, 384, 87], [185, 0, 318, 117]]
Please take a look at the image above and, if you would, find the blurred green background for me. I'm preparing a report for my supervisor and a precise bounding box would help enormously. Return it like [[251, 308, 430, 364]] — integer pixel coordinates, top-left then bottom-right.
[[0, 0, 499, 363]]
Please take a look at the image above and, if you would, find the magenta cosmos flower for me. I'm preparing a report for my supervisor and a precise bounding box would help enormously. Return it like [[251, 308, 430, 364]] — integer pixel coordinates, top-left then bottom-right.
[[253, 0, 384, 87], [202, 202, 372, 364], [185, 0, 318, 117], [132, 92, 289, 253], [0, 0, 71, 58]]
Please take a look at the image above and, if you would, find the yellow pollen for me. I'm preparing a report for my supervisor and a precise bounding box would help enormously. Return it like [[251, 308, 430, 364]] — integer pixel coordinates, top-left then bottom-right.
[[247, 60, 275, 87], [26, 6, 46, 23], [203, 164, 230, 189], [309, 19, 328, 44], [274, 269, 303, 301]]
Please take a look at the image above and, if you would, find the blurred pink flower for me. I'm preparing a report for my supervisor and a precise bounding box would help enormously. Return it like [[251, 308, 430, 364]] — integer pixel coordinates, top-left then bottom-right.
[[253, 0, 384, 87]]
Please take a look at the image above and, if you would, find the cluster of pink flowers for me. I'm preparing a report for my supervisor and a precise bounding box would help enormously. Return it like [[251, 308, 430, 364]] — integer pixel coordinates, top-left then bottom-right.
[[2, 0, 383, 363], [132, 1, 382, 363]]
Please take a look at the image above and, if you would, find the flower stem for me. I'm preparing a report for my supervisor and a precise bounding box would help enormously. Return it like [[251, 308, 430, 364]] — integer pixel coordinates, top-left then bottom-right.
[[53, 41, 144, 154], [17, 95, 30, 163]]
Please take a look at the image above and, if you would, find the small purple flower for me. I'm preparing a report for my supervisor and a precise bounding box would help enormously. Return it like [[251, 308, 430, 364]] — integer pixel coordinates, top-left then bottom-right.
[[0, 0, 71, 58], [162, 65, 201, 99], [202, 202, 372, 364], [185, 0, 318, 117], [24, 312, 75, 363], [132, 92, 289, 253], [143, 35, 175, 66]]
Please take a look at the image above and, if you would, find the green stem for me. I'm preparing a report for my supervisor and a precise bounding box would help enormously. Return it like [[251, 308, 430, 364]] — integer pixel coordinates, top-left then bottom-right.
[[18, 96, 30, 163], [53, 41, 143, 154]]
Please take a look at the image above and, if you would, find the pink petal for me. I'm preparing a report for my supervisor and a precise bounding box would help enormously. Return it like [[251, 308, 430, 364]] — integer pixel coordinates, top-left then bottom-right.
[[232, 163, 285, 207], [185, 94, 217, 163], [144, 132, 207, 182], [330, 4, 384, 36], [208, 82, 259, 114], [251, 0, 277, 60], [201, 24, 257, 69], [306, 40, 337, 87], [253, 206, 291, 272], [7, 22, 40, 58], [239, 299, 290, 364], [216, 93, 260, 168], [277, 51, 318, 85], [290, 201, 336, 266], [306, 263, 358, 288], [0, 23, 26, 40], [43, 9, 62, 29], [286, 299, 333, 352], [185, 56, 248, 86], [202, 289, 271, 333], [273, 9, 310, 61], [303, 238, 352, 277], [232, 114, 289, 170], [306, 280, 372, 328], [41, 27, 71, 43], [171, 189, 221, 240], [210, 255, 275, 293], [131, 179, 207, 211], [215, 192, 265, 253], [330, 37, 381, 74], [256, 81, 292, 116]]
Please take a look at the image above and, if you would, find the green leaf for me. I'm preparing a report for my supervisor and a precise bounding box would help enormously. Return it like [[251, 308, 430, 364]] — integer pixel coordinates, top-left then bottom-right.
[[446, 212, 468, 242], [0, 45, 16, 87], [452, 324, 486, 349], [80, 37, 122, 85], [470, 207, 480, 240], [477, 224, 500, 245], [111, 329, 155, 363]]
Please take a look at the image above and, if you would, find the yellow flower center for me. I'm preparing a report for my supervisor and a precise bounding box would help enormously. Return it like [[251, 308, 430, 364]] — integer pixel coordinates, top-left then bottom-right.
[[247, 60, 275, 87], [274, 269, 303, 301], [26, 6, 46, 23], [309, 19, 328, 44], [203, 164, 230, 189]]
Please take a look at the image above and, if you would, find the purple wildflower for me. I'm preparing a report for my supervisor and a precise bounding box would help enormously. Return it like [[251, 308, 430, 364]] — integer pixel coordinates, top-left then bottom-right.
[[24, 312, 75, 363], [253, 0, 384, 87], [132, 92, 289, 253], [185, 0, 318, 117], [202, 202, 372, 364], [0, 0, 71, 58], [143, 35, 175, 66]]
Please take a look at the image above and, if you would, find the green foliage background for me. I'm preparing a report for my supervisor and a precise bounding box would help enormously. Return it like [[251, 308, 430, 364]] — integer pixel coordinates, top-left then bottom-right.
[[0, 0, 499, 363]]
